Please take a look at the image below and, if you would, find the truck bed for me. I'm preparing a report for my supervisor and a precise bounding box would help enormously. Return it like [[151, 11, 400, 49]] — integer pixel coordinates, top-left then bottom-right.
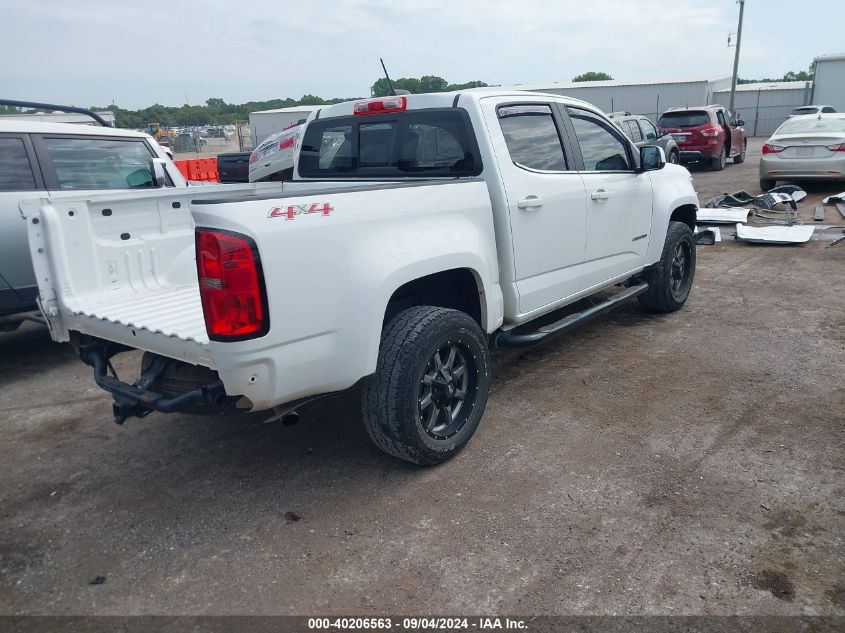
[[21, 183, 289, 366]]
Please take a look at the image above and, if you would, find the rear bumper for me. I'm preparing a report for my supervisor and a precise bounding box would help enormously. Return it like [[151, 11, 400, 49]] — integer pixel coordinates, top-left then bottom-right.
[[78, 341, 231, 424], [760, 156, 845, 180]]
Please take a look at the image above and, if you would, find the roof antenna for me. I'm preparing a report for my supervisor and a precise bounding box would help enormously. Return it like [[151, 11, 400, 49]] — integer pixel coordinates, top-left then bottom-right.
[[380, 58, 396, 96]]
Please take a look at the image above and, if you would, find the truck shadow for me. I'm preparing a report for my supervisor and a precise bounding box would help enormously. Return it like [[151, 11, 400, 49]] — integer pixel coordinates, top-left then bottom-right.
[[0, 322, 77, 385]]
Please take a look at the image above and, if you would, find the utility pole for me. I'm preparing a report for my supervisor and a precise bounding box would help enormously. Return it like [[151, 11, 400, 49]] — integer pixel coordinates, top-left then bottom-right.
[[728, 0, 745, 112]]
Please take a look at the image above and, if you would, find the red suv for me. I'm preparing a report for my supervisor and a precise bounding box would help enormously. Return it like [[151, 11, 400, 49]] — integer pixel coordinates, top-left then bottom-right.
[[657, 105, 747, 171]]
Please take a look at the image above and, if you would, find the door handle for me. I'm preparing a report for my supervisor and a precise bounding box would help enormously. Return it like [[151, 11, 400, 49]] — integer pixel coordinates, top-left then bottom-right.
[[591, 189, 610, 201], [517, 195, 543, 209]]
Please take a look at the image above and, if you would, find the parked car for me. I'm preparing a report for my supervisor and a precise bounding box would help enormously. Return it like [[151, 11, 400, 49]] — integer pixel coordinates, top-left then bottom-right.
[[24, 90, 699, 465], [0, 120, 186, 331], [759, 113, 845, 190], [609, 113, 680, 164], [788, 105, 837, 118], [658, 105, 747, 171], [248, 123, 302, 182]]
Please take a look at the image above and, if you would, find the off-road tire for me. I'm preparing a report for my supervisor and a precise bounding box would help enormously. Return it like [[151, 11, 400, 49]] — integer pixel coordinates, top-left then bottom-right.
[[733, 140, 747, 164], [759, 178, 776, 192], [638, 221, 696, 313], [710, 145, 727, 171], [362, 306, 491, 465]]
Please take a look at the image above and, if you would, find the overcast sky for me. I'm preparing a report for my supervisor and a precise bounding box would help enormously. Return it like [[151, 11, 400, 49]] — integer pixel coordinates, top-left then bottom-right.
[[1, 0, 838, 109]]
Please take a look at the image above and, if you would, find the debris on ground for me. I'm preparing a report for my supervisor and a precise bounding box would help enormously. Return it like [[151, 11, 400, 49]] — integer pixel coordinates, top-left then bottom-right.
[[735, 223, 815, 244], [694, 226, 721, 245], [704, 186, 805, 211], [821, 191, 845, 204], [696, 208, 749, 224]]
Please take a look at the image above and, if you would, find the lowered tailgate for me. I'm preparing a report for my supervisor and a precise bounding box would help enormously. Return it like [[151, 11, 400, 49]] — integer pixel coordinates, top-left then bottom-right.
[[20, 184, 284, 367]]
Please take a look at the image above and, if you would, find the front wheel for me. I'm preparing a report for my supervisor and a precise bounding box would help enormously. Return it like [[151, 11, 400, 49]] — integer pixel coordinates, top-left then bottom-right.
[[362, 306, 491, 465], [668, 150, 680, 164], [639, 221, 696, 313]]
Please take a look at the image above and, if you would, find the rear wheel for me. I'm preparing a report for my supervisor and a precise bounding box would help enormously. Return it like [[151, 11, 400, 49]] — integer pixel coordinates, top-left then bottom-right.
[[639, 222, 696, 313], [759, 178, 776, 192], [710, 145, 727, 171], [733, 140, 747, 164], [668, 149, 680, 164], [362, 306, 491, 465]]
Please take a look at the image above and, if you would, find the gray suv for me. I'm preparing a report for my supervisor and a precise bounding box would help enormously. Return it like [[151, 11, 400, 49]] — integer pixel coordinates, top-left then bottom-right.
[[608, 112, 680, 164]]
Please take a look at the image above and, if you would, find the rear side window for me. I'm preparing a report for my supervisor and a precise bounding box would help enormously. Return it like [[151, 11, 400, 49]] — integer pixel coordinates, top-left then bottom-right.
[[498, 104, 567, 171], [623, 120, 643, 142], [658, 111, 710, 128], [40, 137, 156, 190], [0, 137, 37, 191], [299, 109, 481, 178]]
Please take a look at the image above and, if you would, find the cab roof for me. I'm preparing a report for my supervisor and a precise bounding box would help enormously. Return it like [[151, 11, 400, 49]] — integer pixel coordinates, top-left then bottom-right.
[[0, 120, 150, 137], [310, 90, 603, 121]]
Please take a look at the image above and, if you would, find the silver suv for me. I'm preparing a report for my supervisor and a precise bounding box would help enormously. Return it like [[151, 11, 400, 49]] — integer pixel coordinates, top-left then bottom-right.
[[608, 112, 680, 164], [0, 117, 185, 331]]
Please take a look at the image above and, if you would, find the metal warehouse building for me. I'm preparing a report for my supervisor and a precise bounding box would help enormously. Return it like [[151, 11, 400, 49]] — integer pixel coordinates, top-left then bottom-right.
[[712, 81, 812, 137], [497, 78, 729, 122], [810, 53, 845, 111], [249, 105, 321, 146], [497, 76, 818, 137]]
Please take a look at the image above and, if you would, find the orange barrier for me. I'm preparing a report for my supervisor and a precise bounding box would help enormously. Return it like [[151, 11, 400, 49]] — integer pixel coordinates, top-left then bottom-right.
[[174, 158, 220, 182]]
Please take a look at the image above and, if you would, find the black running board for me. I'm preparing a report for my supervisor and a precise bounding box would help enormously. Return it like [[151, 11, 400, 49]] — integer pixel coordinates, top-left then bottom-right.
[[495, 282, 649, 348]]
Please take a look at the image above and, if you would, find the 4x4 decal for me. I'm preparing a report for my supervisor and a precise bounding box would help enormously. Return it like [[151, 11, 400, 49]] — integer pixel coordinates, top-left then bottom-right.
[[268, 202, 333, 220]]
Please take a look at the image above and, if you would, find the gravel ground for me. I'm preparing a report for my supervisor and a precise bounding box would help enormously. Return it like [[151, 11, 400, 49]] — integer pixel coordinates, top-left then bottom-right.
[[0, 139, 843, 616]]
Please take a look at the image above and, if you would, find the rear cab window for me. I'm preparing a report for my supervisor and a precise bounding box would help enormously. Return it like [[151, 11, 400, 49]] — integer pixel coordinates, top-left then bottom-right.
[[658, 111, 710, 128], [298, 109, 482, 178], [34, 136, 161, 190]]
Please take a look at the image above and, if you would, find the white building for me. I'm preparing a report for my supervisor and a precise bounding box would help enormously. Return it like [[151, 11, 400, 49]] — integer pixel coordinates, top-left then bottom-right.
[[249, 106, 322, 146], [810, 53, 845, 111]]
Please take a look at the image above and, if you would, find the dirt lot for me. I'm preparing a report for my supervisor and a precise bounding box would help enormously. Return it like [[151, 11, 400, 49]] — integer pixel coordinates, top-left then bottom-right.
[[1, 139, 843, 616]]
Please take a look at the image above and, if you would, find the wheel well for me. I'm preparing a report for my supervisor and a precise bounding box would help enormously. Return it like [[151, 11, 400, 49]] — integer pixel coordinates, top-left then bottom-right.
[[670, 204, 697, 230], [385, 269, 482, 327]]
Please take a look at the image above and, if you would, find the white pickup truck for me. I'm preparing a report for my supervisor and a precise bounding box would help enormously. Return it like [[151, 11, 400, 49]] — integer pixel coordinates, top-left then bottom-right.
[[23, 90, 699, 465]]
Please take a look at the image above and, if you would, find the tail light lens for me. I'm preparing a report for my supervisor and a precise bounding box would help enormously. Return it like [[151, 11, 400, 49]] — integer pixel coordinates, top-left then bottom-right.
[[195, 229, 269, 341], [826, 142, 845, 152], [279, 135, 296, 150], [762, 144, 785, 155], [248, 151, 259, 164], [700, 127, 721, 137], [353, 96, 407, 116]]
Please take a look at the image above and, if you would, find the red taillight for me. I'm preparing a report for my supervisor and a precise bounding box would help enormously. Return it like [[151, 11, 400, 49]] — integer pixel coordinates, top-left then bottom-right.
[[279, 135, 295, 150], [826, 142, 845, 152], [353, 96, 407, 116], [700, 127, 721, 137], [248, 151, 259, 164], [195, 229, 268, 341], [762, 143, 785, 155]]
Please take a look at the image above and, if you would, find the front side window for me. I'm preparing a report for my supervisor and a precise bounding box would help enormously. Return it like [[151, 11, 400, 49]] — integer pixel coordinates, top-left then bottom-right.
[[567, 108, 632, 171], [0, 137, 37, 191], [639, 118, 658, 141], [299, 109, 480, 178], [42, 137, 156, 190], [498, 104, 567, 171]]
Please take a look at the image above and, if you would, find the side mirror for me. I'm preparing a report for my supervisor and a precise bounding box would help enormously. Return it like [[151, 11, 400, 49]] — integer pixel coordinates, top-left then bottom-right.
[[736, 119, 746, 127], [150, 157, 167, 188], [639, 145, 666, 172]]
